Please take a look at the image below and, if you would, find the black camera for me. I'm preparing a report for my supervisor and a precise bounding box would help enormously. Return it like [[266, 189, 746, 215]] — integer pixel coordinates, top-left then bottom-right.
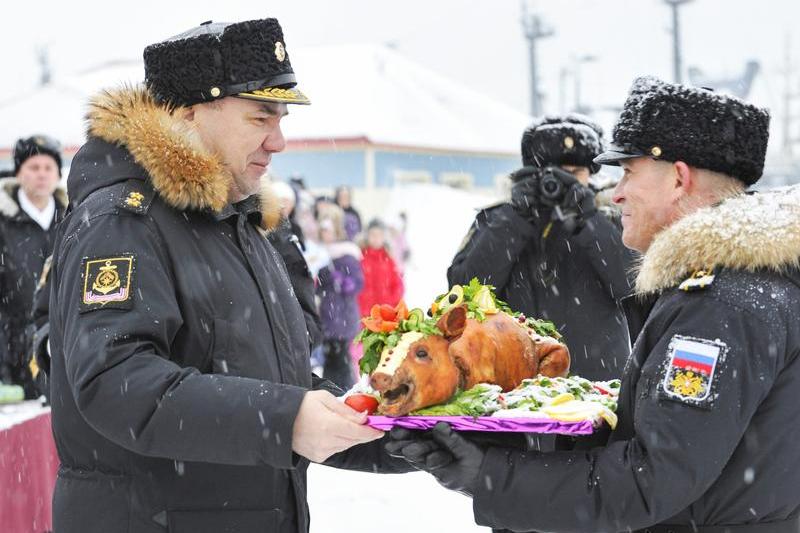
[[511, 165, 581, 212], [511, 165, 591, 233], [525, 165, 578, 206], [537, 168, 567, 202]]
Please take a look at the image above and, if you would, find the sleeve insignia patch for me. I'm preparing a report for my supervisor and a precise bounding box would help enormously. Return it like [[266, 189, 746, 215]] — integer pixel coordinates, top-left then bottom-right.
[[659, 335, 727, 409], [679, 269, 716, 291], [79, 255, 135, 313]]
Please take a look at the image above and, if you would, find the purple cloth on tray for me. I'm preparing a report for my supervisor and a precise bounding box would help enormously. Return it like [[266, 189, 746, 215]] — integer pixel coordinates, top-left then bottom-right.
[[367, 415, 595, 434]]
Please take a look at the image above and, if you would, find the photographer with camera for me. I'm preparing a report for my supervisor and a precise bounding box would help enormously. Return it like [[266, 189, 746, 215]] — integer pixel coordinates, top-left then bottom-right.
[[448, 115, 636, 381]]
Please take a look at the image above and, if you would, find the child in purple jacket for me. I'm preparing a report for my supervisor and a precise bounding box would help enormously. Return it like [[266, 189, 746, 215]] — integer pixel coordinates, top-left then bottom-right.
[[316, 205, 364, 388]]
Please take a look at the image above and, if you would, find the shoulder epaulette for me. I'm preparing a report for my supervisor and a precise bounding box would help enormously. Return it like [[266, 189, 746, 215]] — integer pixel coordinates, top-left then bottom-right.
[[678, 269, 716, 292]]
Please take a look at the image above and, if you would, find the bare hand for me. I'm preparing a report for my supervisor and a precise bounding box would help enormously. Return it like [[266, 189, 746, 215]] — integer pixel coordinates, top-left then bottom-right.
[[292, 390, 384, 463]]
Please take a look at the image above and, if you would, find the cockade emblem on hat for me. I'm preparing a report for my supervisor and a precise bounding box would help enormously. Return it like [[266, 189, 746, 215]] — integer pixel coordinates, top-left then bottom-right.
[[563, 136, 575, 149], [275, 41, 286, 62], [650, 146, 662, 157]]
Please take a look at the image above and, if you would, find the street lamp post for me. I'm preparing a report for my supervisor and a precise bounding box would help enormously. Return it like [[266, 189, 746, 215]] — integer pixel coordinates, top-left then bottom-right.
[[664, 0, 694, 84]]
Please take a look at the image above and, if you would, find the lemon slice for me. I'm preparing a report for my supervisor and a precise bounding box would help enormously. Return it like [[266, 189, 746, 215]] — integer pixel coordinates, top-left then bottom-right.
[[549, 393, 575, 406], [543, 400, 618, 429], [543, 400, 591, 418], [599, 409, 618, 430], [474, 286, 499, 314]]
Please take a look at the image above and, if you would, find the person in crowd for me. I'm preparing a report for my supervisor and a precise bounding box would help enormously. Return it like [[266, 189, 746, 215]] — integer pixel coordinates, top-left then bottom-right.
[[335, 185, 362, 240], [269, 180, 323, 350], [358, 218, 404, 316], [0, 134, 67, 398], [288, 176, 319, 244], [387, 211, 410, 277], [271, 178, 305, 245], [316, 203, 363, 389]]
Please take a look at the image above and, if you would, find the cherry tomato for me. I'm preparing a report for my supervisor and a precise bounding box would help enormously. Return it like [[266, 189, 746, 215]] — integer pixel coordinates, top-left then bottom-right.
[[593, 384, 611, 396], [344, 394, 379, 414]]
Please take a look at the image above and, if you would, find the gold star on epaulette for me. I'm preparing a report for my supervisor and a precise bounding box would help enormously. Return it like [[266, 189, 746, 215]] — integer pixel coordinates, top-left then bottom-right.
[[125, 192, 145, 208], [118, 184, 154, 215]]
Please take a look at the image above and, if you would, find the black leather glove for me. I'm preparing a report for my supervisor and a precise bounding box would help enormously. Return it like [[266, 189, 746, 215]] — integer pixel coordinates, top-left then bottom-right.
[[510, 168, 549, 224], [561, 182, 597, 217], [386, 422, 486, 496], [554, 182, 598, 234]]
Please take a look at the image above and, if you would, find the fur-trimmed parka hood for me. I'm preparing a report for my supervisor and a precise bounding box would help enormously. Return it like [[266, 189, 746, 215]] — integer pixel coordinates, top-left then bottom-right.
[[636, 185, 800, 294], [0, 176, 67, 219], [82, 85, 281, 231]]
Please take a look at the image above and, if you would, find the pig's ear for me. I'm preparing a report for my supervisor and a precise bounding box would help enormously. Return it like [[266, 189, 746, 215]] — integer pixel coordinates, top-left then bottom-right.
[[436, 305, 467, 338]]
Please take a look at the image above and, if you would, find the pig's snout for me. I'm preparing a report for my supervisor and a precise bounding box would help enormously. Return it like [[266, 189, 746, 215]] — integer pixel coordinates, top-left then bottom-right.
[[370, 372, 393, 392]]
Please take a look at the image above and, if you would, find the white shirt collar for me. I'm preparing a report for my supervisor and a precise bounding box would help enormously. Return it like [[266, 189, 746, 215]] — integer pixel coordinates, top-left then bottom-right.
[[18, 188, 56, 230]]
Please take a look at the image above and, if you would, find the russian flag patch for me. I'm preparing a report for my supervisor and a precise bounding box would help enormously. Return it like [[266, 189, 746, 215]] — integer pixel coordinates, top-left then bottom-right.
[[660, 335, 727, 409]]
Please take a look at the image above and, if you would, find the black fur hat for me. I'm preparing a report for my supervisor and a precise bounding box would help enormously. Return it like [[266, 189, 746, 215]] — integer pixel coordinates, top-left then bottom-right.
[[144, 19, 309, 107], [595, 76, 770, 186], [14, 134, 62, 176], [521, 114, 604, 174]]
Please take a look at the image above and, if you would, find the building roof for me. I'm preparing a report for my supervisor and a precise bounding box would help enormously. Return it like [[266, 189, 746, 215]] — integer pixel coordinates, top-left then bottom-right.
[[0, 45, 531, 157], [283, 44, 530, 154], [0, 60, 144, 154]]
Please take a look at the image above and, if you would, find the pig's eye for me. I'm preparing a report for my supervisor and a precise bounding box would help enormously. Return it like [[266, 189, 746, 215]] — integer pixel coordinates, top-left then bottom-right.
[[415, 348, 430, 360]]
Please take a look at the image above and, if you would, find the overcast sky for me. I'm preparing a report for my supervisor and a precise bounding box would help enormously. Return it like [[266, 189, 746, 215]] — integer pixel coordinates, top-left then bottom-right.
[[3, 0, 800, 140]]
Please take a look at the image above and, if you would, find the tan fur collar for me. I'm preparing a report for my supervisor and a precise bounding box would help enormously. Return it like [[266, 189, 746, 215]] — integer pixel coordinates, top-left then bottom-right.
[[0, 177, 67, 218], [636, 185, 800, 294], [86, 85, 281, 231]]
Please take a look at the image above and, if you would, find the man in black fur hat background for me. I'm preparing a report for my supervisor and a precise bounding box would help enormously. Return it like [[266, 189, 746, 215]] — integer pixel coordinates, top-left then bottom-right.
[[390, 76, 800, 533], [449, 114, 636, 382], [0, 135, 66, 398], [48, 19, 409, 533]]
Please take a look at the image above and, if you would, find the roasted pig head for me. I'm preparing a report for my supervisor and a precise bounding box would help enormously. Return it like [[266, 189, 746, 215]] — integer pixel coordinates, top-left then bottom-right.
[[369, 332, 460, 416], [370, 306, 571, 416]]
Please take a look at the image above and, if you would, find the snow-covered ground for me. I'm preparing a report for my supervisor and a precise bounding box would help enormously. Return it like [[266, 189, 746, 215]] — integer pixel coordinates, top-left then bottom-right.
[[310, 183, 498, 532], [308, 464, 487, 532]]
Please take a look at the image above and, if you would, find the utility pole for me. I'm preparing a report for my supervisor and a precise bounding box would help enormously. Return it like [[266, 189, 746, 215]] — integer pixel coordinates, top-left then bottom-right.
[[663, 0, 693, 84], [36, 45, 52, 87], [521, 0, 554, 116]]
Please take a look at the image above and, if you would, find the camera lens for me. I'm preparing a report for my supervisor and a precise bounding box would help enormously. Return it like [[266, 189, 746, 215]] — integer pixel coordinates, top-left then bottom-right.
[[539, 173, 564, 201]]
